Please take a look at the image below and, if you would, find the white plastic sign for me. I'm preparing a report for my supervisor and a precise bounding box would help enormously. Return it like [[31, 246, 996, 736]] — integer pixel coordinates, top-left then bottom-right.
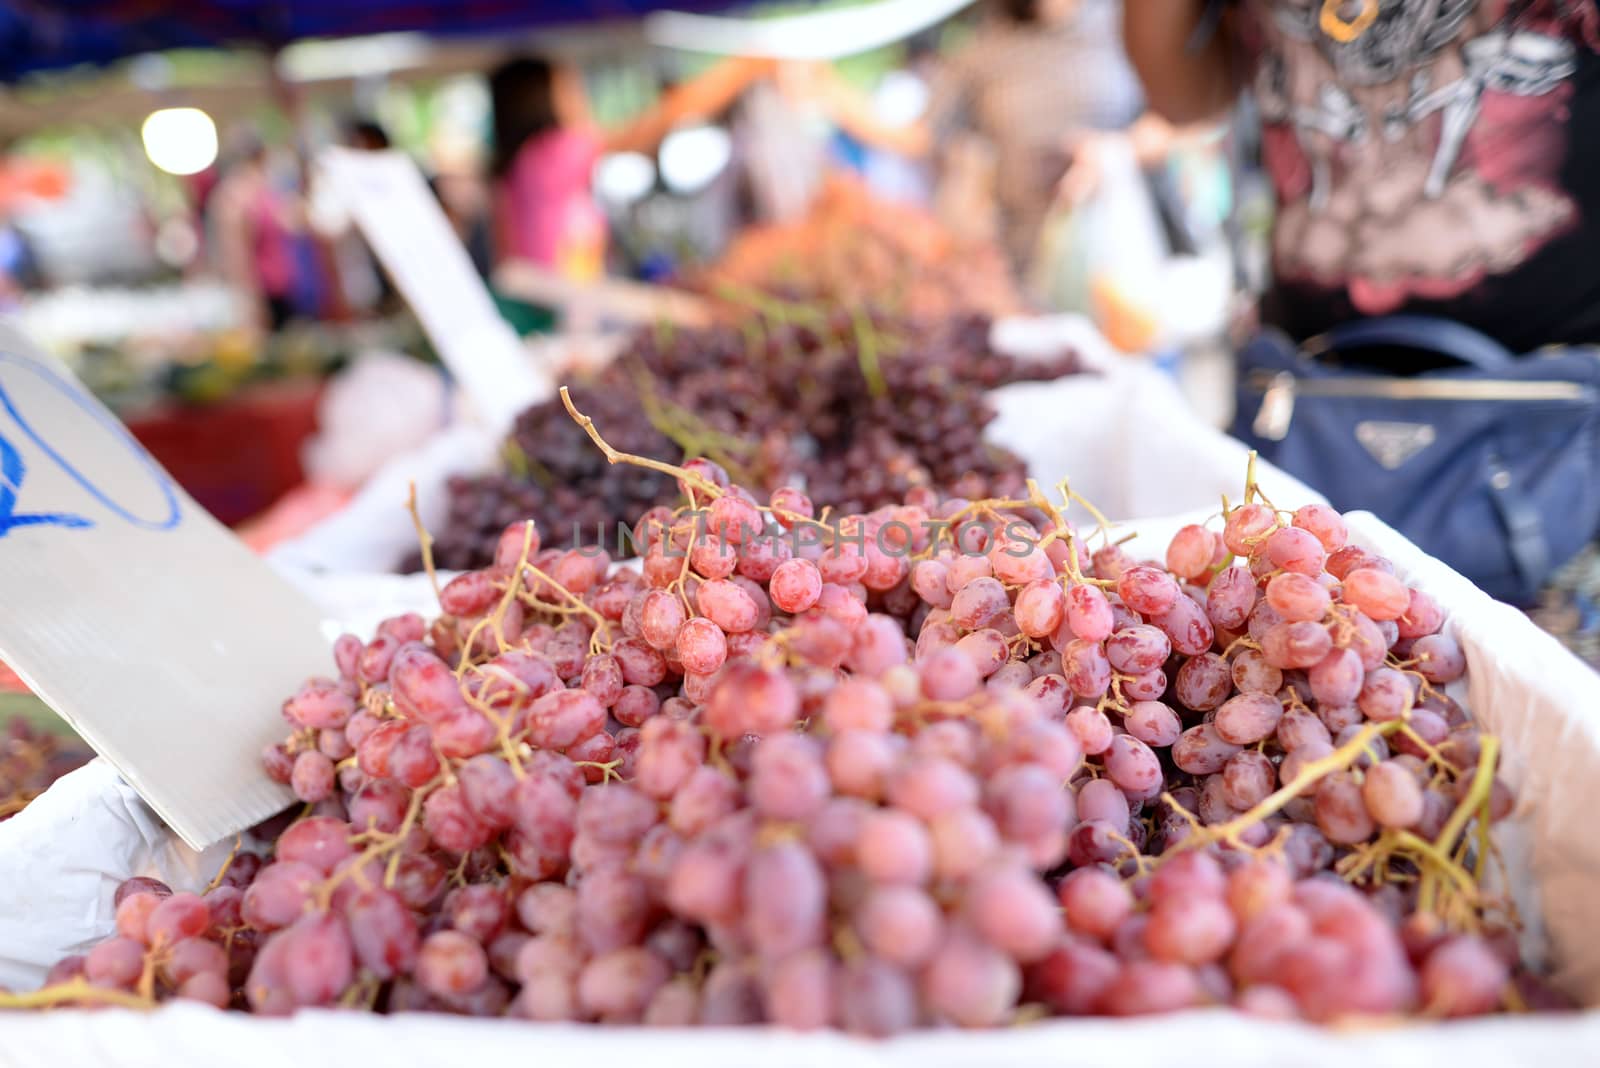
[[318, 147, 552, 435], [0, 322, 331, 848]]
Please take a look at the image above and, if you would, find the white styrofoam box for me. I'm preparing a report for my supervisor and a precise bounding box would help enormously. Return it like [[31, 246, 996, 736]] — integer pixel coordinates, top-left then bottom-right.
[[985, 368, 1320, 527], [988, 316, 1321, 522], [4, 512, 1599, 1065], [272, 315, 1324, 576]]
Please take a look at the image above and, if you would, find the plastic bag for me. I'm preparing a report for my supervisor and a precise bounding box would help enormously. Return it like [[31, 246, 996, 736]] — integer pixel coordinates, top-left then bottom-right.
[[300, 352, 452, 492], [1028, 136, 1168, 353]]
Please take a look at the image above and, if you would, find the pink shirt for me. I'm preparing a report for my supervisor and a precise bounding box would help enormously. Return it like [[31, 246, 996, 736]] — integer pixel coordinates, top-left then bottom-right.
[[494, 128, 605, 270], [250, 184, 295, 296]]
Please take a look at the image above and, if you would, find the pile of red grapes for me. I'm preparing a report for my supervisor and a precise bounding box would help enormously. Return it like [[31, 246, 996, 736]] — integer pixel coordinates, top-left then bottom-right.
[[1, 715, 91, 823], [28, 437, 1559, 1029], [416, 311, 1082, 571]]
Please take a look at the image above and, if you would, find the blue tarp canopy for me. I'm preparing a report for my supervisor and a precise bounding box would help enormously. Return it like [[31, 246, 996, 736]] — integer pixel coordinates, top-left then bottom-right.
[[0, 1, 739, 81]]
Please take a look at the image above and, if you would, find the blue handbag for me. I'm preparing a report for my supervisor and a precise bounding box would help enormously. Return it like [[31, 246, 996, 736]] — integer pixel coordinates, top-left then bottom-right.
[[1231, 316, 1600, 604]]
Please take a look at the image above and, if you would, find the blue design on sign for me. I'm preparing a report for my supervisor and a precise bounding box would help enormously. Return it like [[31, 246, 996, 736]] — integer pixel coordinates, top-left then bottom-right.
[[0, 350, 181, 536], [0, 433, 93, 534]]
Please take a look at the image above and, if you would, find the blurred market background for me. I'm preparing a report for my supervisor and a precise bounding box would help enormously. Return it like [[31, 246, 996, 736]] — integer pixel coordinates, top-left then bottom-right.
[[0, 0, 1249, 527], [0, 0, 1593, 811]]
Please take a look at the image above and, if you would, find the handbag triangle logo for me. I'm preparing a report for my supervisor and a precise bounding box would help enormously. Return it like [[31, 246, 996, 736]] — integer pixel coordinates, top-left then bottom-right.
[[1355, 421, 1437, 470]]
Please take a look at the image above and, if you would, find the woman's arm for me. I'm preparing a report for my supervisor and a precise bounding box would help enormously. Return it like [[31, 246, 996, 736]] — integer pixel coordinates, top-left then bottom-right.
[[603, 56, 774, 156], [1123, 1, 1241, 124], [784, 62, 933, 158], [1056, 112, 1222, 207]]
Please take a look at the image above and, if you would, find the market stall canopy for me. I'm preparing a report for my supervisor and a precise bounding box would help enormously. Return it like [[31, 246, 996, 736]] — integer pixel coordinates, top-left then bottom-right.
[[0, 0, 740, 81], [646, 0, 978, 59]]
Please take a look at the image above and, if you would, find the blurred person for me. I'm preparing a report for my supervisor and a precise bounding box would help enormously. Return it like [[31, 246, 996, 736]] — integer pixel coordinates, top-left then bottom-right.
[[795, 0, 1179, 274], [343, 118, 391, 153], [733, 75, 834, 226], [0, 172, 40, 304], [767, 35, 943, 212], [341, 116, 392, 311], [209, 134, 299, 332], [0, 223, 32, 305], [489, 53, 771, 280], [1124, 1, 1600, 352], [429, 135, 493, 279], [306, 115, 396, 317], [1123, 2, 1600, 615]]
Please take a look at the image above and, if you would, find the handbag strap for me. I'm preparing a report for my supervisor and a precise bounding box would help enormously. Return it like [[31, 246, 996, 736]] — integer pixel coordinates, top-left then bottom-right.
[[1486, 454, 1552, 598], [1310, 316, 1518, 372]]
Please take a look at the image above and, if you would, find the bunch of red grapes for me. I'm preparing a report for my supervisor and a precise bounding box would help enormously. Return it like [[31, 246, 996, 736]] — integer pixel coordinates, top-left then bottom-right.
[[417, 312, 1081, 572], [1, 715, 91, 823], [31, 438, 1557, 1029]]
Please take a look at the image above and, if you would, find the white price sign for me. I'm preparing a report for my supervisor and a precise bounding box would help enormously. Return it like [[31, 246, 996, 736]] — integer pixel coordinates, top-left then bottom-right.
[[0, 323, 332, 848], [319, 148, 553, 434]]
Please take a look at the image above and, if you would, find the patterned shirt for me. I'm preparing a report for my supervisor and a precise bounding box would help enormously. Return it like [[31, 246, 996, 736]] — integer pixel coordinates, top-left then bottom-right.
[[1243, 0, 1600, 349]]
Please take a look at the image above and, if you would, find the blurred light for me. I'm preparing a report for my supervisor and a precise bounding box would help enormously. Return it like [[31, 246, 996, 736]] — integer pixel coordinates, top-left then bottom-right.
[[658, 126, 731, 196], [435, 78, 490, 142], [874, 70, 929, 125], [595, 151, 657, 206], [278, 33, 430, 82], [141, 108, 219, 176]]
